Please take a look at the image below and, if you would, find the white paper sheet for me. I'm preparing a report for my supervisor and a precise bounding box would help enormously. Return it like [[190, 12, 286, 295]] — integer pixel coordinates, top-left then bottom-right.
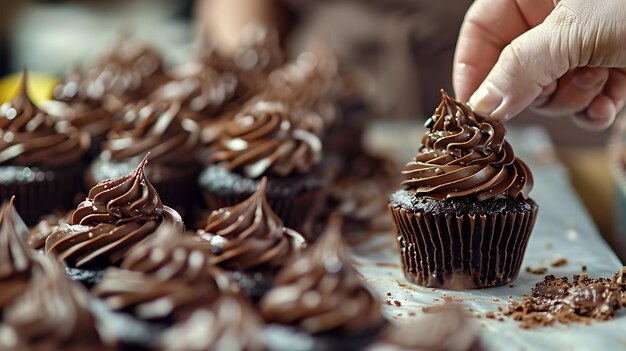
[[354, 125, 625, 351]]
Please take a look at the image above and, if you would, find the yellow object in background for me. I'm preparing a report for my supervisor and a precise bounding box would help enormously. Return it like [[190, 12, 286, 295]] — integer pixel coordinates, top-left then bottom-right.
[[0, 73, 58, 105]]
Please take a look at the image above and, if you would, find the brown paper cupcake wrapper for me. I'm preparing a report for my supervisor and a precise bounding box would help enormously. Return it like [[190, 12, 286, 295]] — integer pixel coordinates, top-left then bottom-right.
[[389, 205, 538, 289], [0, 164, 85, 225], [202, 180, 325, 241]]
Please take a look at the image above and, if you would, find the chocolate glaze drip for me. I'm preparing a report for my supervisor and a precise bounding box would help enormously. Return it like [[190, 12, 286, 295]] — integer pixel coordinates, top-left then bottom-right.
[[159, 294, 267, 351], [402, 90, 533, 201], [197, 177, 306, 271], [0, 198, 38, 310], [207, 101, 323, 178], [259, 215, 383, 335], [0, 73, 90, 167], [45, 156, 183, 269], [0, 254, 108, 350], [104, 101, 201, 165], [93, 225, 232, 321]]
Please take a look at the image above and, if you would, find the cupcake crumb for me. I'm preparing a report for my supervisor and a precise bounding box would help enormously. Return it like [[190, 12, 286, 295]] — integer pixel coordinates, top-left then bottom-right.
[[565, 229, 579, 241], [394, 300, 402, 307], [387, 291, 392, 296], [386, 300, 392, 305], [509, 284, 515, 288], [526, 266, 548, 275], [408, 312, 416, 316], [492, 298, 500, 302], [485, 312, 496, 319], [550, 257, 568, 267], [582, 265, 588, 272]]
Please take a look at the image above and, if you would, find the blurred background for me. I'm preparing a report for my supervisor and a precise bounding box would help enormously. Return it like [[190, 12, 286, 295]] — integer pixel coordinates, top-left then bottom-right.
[[0, 0, 622, 258]]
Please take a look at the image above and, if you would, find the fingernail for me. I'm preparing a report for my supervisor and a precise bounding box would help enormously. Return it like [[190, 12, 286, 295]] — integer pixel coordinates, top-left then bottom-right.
[[587, 107, 608, 121], [468, 86, 503, 117], [573, 70, 604, 90]]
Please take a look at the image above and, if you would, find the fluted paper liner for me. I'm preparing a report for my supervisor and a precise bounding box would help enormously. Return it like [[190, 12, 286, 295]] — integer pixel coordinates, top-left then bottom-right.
[[389, 204, 538, 288], [0, 164, 85, 225]]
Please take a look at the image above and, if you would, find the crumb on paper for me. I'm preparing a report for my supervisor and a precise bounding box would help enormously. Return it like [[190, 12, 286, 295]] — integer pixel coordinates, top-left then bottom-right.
[[525, 266, 548, 275], [492, 298, 500, 302], [394, 300, 402, 307], [565, 229, 579, 241], [551, 257, 568, 267], [545, 242, 554, 250], [485, 311, 496, 319], [582, 265, 588, 272], [386, 300, 392, 305], [509, 284, 515, 288], [408, 311, 416, 316], [387, 291, 392, 296], [503, 269, 626, 329]]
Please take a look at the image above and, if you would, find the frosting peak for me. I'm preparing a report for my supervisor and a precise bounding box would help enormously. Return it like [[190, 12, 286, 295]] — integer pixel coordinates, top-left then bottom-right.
[[0, 197, 38, 310], [0, 255, 106, 350], [72, 154, 163, 225], [207, 101, 323, 178], [259, 215, 383, 335], [401, 90, 533, 201], [198, 177, 306, 271], [0, 72, 90, 167]]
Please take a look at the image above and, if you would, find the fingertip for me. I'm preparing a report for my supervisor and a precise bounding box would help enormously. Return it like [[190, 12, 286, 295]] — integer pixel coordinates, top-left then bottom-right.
[[571, 95, 617, 131]]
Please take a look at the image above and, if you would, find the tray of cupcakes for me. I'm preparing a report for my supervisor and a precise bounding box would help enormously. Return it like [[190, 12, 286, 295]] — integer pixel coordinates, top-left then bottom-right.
[[0, 33, 624, 351]]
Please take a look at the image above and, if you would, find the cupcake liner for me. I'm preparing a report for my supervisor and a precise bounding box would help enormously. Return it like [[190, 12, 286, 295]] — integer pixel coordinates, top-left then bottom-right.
[[0, 164, 85, 225], [389, 204, 538, 289], [201, 174, 326, 241]]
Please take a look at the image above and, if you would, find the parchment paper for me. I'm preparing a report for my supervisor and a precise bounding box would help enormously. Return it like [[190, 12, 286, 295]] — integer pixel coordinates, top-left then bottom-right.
[[354, 124, 625, 351]]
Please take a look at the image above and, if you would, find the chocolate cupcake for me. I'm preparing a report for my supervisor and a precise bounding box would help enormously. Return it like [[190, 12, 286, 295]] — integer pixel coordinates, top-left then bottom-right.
[[86, 37, 170, 103], [195, 178, 306, 301], [0, 198, 40, 314], [158, 294, 267, 351], [389, 91, 538, 289], [47, 67, 117, 158], [93, 223, 233, 323], [259, 215, 385, 350], [87, 100, 202, 218], [199, 101, 326, 236], [45, 155, 183, 287], [0, 254, 113, 351], [0, 73, 90, 225]]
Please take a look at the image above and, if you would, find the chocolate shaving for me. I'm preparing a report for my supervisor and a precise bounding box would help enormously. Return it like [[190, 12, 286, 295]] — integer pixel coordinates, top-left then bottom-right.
[[550, 257, 568, 267], [503, 269, 626, 329]]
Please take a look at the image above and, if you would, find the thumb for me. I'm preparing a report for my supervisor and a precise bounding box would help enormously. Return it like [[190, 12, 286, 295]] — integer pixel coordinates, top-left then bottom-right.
[[468, 8, 574, 120]]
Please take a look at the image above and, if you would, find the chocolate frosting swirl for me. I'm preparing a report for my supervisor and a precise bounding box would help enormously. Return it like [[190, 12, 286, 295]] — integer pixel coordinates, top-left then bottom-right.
[[197, 178, 306, 271], [159, 294, 267, 351], [402, 90, 533, 201], [27, 211, 71, 251], [103, 101, 201, 164], [0, 198, 38, 311], [93, 225, 233, 321], [259, 215, 383, 335], [207, 101, 323, 178], [0, 73, 90, 167], [151, 65, 241, 117], [86, 37, 169, 101], [0, 254, 108, 351], [45, 156, 183, 269]]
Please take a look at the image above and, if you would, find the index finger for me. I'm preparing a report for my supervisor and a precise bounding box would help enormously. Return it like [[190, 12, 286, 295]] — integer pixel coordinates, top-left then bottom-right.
[[453, 0, 555, 102]]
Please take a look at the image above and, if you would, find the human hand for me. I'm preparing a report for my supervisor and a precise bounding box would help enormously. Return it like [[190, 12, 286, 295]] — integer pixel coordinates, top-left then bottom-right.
[[453, 0, 626, 130]]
